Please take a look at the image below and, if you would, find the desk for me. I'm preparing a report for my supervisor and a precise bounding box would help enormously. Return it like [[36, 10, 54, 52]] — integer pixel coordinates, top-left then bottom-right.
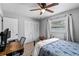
[[0, 40, 24, 56]]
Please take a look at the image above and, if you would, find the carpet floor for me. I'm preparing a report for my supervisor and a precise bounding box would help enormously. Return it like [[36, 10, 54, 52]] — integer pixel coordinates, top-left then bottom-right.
[[22, 42, 34, 56]]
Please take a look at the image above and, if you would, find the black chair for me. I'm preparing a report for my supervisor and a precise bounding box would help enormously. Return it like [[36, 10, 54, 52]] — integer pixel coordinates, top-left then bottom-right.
[[20, 37, 26, 46]]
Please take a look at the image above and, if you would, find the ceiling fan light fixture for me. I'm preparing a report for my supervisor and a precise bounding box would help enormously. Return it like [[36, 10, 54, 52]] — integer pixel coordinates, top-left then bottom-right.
[[41, 9, 45, 14], [30, 3, 59, 15]]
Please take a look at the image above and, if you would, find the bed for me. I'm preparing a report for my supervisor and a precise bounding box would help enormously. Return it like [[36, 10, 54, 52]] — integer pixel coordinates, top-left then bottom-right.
[[33, 38, 79, 56]]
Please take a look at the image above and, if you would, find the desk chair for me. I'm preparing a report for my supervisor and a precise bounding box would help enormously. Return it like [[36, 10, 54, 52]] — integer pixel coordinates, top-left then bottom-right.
[[20, 37, 26, 46], [12, 37, 26, 56]]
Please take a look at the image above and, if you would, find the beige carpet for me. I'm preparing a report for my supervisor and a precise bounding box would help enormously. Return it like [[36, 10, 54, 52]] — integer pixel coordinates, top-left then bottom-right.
[[22, 42, 34, 56]]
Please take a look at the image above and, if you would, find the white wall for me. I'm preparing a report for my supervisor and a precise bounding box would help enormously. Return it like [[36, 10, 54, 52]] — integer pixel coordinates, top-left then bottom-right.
[[40, 7, 79, 42], [0, 4, 3, 32], [0, 17, 1, 32], [68, 8, 79, 42], [0, 4, 3, 16], [40, 19, 47, 38], [3, 17, 18, 38], [0, 16, 1, 43]]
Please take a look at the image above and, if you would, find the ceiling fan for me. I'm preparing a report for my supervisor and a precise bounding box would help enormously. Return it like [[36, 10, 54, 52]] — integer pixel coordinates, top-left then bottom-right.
[[30, 3, 59, 15]]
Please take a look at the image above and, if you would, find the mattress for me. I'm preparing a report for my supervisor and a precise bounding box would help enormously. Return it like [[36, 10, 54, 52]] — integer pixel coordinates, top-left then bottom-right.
[[33, 38, 59, 56], [38, 40, 79, 56]]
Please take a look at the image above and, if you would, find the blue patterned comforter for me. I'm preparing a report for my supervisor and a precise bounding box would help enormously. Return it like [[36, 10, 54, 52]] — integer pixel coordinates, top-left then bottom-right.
[[38, 40, 79, 56]]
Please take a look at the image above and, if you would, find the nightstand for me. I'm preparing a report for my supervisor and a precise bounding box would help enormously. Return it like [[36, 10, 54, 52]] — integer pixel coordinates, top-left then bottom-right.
[[34, 36, 46, 46]]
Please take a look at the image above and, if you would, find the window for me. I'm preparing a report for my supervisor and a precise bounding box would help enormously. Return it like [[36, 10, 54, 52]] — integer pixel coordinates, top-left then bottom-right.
[[49, 17, 66, 39]]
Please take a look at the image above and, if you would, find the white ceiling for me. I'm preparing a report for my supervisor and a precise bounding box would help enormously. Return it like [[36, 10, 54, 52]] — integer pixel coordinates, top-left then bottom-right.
[[1, 3, 79, 19]]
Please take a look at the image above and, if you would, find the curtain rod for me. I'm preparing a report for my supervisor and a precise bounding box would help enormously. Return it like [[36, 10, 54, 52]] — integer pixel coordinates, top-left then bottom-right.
[[48, 14, 72, 21]]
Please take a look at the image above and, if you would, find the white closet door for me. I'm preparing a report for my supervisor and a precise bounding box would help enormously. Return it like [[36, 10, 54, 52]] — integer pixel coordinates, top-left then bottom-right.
[[24, 20, 39, 43], [3, 17, 18, 38]]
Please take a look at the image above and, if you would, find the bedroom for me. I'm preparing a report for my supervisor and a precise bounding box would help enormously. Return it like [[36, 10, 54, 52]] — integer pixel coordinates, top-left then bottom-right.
[[0, 3, 79, 56]]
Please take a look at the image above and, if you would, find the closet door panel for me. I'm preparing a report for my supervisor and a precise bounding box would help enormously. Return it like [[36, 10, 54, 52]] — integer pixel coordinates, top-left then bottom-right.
[[24, 20, 39, 43]]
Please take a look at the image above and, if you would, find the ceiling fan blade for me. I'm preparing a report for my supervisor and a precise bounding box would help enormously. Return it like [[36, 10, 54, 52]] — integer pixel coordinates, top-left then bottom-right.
[[46, 3, 59, 8], [37, 3, 42, 8], [37, 3, 46, 8], [30, 8, 41, 11], [46, 9, 54, 13]]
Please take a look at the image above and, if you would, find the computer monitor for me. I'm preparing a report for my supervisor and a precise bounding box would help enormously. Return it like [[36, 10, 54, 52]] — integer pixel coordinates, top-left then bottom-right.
[[0, 28, 11, 45], [0, 28, 11, 52], [3, 28, 11, 39]]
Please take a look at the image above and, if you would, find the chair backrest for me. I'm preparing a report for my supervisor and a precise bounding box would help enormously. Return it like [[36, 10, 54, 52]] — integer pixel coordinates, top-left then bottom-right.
[[20, 37, 26, 46]]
